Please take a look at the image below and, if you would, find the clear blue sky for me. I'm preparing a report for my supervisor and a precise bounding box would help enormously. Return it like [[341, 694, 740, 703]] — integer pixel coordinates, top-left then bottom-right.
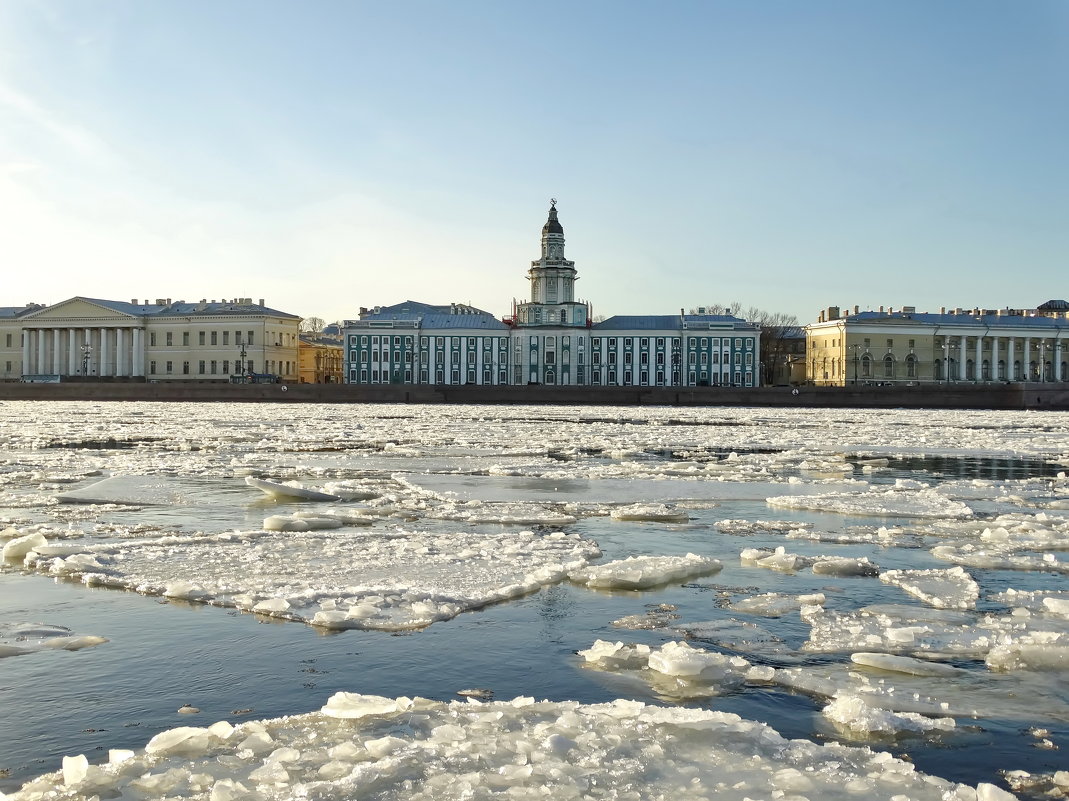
[[1, 0, 1065, 325]]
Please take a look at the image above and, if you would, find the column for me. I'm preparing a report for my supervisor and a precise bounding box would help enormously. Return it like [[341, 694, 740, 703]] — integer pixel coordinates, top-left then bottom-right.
[[22, 329, 31, 375], [1056, 340, 1063, 382], [82, 328, 93, 376], [68, 330, 77, 375], [991, 337, 999, 381], [958, 335, 967, 380], [1023, 337, 1031, 381], [50, 329, 60, 374], [37, 329, 46, 375], [1007, 337, 1015, 381], [132, 328, 144, 377], [974, 336, 982, 382], [100, 329, 111, 377], [116, 328, 127, 377]]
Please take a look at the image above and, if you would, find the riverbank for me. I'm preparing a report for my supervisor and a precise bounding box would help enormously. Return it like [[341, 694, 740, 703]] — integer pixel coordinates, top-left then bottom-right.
[[1, 381, 1067, 409]]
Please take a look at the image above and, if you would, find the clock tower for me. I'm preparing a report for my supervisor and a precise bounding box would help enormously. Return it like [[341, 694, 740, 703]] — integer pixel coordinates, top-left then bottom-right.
[[515, 200, 588, 328]]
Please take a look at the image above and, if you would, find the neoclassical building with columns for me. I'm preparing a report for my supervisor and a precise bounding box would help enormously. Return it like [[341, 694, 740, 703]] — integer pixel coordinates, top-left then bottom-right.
[[0, 297, 300, 382], [342, 203, 761, 388], [806, 302, 1069, 386]]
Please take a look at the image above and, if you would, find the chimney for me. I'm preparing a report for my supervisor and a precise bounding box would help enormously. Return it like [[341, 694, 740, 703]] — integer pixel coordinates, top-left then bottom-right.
[[940, 307, 946, 314], [853, 305, 859, 314], [827, 306, 840, 321], [131, 298, 138, 304], [259, 298, 264, 306]]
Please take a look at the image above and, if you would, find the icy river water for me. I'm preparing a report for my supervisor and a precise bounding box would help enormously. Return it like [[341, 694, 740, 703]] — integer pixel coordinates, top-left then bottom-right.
[[1, 401, 1068, 800]]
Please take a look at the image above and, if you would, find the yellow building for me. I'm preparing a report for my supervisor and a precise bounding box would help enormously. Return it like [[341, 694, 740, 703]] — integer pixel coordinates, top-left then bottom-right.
[[298, 334, 343, 384], [806, 302, 1069, 386], [0, 296, 300, 382]]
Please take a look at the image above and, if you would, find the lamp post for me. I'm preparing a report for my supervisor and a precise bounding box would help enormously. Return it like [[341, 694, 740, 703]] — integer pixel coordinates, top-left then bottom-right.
[[81, 342, 92, 378], [851, 343, 860, 385], [238, 341, 248, 382], [1039, 342, 1048, 382], [941, 341, 956, 384]]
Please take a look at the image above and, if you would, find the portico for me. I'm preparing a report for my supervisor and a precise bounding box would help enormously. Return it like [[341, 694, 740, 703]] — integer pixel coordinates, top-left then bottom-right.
[[19, 299, 148, 378]]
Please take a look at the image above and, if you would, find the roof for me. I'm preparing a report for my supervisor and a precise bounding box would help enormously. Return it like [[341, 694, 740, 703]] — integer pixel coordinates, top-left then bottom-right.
[[358, 300, 497, 321], [417, 313, 509, 330], [1038, 299, 1069, 311], [842, 311, 1069, 329], [594, 314, 758, 332], [0, 305, 42, 319]]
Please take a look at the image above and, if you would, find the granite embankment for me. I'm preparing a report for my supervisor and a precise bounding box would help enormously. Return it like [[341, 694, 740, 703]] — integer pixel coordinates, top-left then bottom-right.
[[1, 381, 1067, 409]]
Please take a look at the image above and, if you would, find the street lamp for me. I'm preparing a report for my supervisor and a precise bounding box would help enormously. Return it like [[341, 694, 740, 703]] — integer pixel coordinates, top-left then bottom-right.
[[941, 341, 956, 384], [81, 342, 92, 378], [238, 341, 249, 382], [851, 343, 861, 385]]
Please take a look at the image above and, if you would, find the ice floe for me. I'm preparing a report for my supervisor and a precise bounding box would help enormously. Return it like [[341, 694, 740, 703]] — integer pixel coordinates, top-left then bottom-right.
[[768, 487, 974, 518], [245, 476, 341, 502], [880, 566, 980, 610], [568, 553, 722, 590], [5, 692, 1018, 801], [0, 622, 107, 658], [19, 528, 601, 630]]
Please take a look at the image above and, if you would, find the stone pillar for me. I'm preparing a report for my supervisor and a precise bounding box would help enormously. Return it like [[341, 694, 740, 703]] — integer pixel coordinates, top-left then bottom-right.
[[991, 337, 999, 381], [51, 329, 61, 374], [37, 329, 46, 375], [100, 329, 111, 377], [22, 329, 31, 375], [1023, 338, 1031, 381], [974, 336, 982, 381], [67, 329, 77, 375], [116, 328, 126, 377], [1007, 337, 1016, 381], [83, 328, 94, 376], [132, 328, 144, 377], [958, 335, 967, 380], [1056, 340, 1064, 381]]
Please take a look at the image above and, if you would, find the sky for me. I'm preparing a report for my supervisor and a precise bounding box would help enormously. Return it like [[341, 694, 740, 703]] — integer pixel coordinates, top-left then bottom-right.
[[0, 1, 1066, 326]]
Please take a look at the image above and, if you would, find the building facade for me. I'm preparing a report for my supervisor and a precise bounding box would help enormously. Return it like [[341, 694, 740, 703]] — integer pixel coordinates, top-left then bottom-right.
[[298, 334, 344, 384], [343, 204, 761, 387], [0, 297, 300, 382], [806, 303, 1069, 386]]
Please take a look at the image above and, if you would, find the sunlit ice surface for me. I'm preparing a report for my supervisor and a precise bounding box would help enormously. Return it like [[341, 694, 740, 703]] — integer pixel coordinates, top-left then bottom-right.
[[1, 401, 1068, 799]]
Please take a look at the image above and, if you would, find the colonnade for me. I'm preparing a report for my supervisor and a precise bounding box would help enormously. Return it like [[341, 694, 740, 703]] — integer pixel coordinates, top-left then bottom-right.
[[21, 327, 145, 378], [938, 333, 1065, 382]]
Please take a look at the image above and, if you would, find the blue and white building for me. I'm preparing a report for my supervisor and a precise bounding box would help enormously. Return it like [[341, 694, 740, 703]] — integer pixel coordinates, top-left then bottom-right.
[[343, 203, 760, 387]]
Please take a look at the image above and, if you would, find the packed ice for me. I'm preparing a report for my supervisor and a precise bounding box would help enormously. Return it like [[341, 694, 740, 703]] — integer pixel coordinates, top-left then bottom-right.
[[4, 401, 1069, 797]]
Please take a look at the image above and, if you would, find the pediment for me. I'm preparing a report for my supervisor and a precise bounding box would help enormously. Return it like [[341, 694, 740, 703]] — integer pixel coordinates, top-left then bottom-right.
[[22, 297, 142, 323]]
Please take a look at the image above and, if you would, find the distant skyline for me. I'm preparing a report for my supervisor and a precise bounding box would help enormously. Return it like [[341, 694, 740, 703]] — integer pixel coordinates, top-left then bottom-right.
[[1, 1, 1066, 326]]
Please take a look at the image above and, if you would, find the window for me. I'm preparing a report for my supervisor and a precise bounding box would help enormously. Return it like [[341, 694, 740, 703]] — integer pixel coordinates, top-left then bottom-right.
[[223, 332, 230, 346], [906, 355, 917, 378], [210, 361, 217, 375], [624, 352, 633, 365], [166, 332, 173, 346], [908, 339, 915, 349], [863, 338, 871, 348], [235, 331, 242, 344], [545, 351, 556, 365], [886, 339, 893, 349], [861, 355, 872, 377], [182, 362, 190, 374], [248, 332, 254, 345], [640, 352, 649, 365], [210, 331, 217, 345], [640, 338, 649, 348], [182, 332, 189, 346], [701, 337, 708, 347], [4, 334, 9, 347], [624, 338, 633, 348], [149, 361, 156, 375], [593, 338, 601, 348], [166, 361, 173, 374], [150, 332, 157, 346], [198, 360, 205, 374], [883, 355, 895, 378], [223, 360, 230, 374]]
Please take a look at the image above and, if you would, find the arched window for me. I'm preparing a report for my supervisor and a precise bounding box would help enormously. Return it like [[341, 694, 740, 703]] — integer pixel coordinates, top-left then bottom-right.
[[998, 359, 1006, 380], [545, 369, 556, 385], [883, 354, 895, 378], [981, 359, 991, 380], [905, 354, 917, 378], [1013, 359, 1022, 380], [966, 359, 975, 380], [934, 359, 943, 380], [861, 354, 872, 378], [1030, 360, 1038, 380], [560, 310, 566, 324]]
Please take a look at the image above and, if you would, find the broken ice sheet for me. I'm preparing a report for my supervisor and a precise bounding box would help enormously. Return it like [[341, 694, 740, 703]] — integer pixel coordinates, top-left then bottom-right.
[[0, 622, 107, 659], [22, 528, 601, 631], [7, 692, 1017, 801], [880, 566, 980, 610], [568, 553, 722, 590], [767, 487, 974, 519]]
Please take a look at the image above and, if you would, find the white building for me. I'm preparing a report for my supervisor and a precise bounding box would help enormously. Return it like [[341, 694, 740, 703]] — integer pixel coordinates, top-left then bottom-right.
[[0, 297, 300, 382], [343, 203, 760, 387]]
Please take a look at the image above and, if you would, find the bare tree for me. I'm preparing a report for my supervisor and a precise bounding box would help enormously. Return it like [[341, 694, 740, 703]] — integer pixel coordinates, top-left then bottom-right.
[[691, 303, 802, 385], [300, 316, 326, 334]]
